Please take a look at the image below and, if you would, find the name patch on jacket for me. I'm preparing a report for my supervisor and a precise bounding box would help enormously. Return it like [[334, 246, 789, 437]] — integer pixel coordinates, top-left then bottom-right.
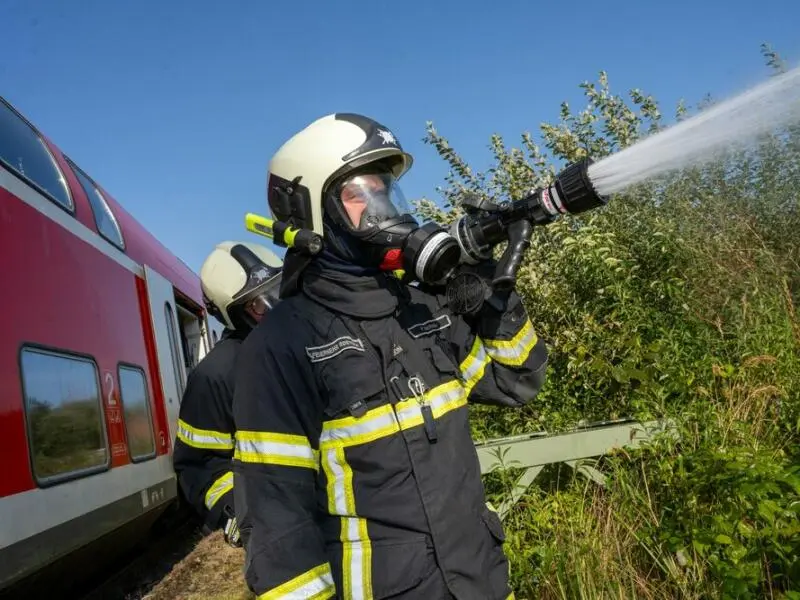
[[305, 336, 366, 363], [407, 314, 452, 339]]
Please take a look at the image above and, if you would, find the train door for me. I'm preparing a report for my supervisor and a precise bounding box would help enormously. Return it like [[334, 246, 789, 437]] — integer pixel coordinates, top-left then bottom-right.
[[194, 315, 213, 363], [142, 265, 187, 448], [176, 304, 203, 370]]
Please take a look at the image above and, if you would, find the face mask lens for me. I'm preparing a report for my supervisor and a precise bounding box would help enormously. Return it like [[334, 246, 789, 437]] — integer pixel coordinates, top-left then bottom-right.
[[335, 172, 411, 232]]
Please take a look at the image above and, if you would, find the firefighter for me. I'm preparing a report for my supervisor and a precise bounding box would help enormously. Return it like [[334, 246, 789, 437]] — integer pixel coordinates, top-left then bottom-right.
[[232, 114, 548, 599], [172, 240, 283, 547]]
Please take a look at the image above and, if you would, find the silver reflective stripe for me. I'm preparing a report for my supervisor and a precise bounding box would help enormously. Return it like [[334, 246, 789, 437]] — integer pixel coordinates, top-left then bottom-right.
[[280, 570, 335, 600], [395, 381, 467, 429], [319, 405, 399, 448], [324, 447, 348, 515], [177, 419, 234, 450], [482, 320, 538, 367], [459, 338, 491, 393], [258, 562, 336, 599], [204, 471, 233, 509], [320, 447, 372, 599], [234, 432, 318, 470]]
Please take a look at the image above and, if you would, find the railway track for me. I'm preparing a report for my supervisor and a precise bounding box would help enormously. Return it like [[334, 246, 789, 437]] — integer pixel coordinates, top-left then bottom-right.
[[79, 519, 201, 600], [0, 513, 202, 600]]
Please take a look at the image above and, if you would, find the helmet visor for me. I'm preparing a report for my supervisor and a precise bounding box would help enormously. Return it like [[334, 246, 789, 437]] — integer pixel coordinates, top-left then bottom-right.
[[331, 172, 413, 233], [239, 271, 282, 312]]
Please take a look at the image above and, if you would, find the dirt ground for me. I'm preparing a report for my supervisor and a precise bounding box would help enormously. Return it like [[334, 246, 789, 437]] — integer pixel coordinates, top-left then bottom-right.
[[141, 532, 253, 600]]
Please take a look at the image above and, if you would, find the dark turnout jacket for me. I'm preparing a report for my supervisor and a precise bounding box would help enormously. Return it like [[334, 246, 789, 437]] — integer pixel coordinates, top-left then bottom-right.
[[173, 328, 247, 531], [232, 261, 547, 600]]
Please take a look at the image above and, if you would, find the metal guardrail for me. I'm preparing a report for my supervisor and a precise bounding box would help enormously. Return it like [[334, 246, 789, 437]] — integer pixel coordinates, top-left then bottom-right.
[[475, 418, 675, 519]]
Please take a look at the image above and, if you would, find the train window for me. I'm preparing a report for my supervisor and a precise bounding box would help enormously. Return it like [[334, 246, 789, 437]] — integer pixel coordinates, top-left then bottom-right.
[[66, 157, 125, 251], [19, 347, 109, 485], [118, 365, 156, 461], [176, 304, 201, 371], [0, 98, 73, 212]]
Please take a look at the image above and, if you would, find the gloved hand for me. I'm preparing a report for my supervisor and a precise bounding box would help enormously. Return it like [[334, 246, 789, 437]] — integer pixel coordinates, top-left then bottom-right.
[[445, 259, 513, 319], [221, 505, 242, 548]]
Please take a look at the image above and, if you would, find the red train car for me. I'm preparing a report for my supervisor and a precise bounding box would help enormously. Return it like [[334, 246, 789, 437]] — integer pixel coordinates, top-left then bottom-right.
[[0, 94, 224, 593]]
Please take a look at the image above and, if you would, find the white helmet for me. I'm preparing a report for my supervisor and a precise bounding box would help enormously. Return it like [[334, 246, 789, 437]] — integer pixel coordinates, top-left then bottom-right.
[[266, 113, 414, 237], [200, 241, 283, 330]]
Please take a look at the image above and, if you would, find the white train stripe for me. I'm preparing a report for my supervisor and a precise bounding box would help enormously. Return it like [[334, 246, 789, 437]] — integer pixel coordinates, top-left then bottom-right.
[[0, 166, 143, 277], [0, 454, 175, 549]]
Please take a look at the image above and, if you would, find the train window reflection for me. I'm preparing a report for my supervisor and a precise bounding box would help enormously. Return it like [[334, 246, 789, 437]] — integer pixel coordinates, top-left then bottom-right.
[[67, 158, 125, 251], [118, 365, 156, 461], [0, 98, 73, 211], [20, 347, 109, 484]]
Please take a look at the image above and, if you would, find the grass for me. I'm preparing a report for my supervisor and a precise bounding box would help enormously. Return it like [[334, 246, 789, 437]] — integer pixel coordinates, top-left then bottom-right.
[[142, 531, 253, 600]]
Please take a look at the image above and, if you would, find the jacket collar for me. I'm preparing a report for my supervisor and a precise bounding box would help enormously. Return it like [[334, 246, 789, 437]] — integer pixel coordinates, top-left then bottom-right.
[[300, 258, 400, 319]]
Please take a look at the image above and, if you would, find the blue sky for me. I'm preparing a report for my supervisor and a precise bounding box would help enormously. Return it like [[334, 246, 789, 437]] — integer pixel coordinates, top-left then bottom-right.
[[2, 0, 798, 273]]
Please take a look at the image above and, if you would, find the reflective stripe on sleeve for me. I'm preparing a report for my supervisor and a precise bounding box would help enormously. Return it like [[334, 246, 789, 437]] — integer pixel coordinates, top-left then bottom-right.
[[234, 431, 319, 471], [177, 419, 234, 451], [204, 470, 233, 510], [459, 337, 491, 395], [256, 562, 336, 600], [481, 319, 538, 367]]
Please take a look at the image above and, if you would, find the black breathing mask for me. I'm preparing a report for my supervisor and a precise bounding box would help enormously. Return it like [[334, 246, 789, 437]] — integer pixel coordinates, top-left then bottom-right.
[[323, 169, 462, 285]]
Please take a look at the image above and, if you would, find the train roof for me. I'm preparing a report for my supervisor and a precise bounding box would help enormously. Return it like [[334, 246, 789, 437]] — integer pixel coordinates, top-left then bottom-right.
[[1, 95, 203, 309]]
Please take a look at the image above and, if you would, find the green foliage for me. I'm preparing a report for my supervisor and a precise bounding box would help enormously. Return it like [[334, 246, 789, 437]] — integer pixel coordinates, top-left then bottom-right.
[[418, 45, 800, 598]]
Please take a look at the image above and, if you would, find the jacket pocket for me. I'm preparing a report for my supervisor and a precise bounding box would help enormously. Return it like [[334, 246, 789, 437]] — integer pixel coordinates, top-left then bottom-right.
[[320, 359, 387, 420], [480, 505, 514, 599], [370, 535, 438, 599], [481, 503, 507, 544], [425, 343, 462, 380]]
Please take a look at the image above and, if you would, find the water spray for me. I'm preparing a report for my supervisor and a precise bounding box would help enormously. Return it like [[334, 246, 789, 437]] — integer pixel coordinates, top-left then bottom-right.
[[445, 64, 800, 314], [587, 64, 800, 196]]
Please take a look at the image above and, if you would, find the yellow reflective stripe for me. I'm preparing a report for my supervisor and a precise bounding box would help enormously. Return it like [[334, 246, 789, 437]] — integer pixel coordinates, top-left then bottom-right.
[[321, 447, 372, 599], [481, 319, 538, 367], [204, 470, 233, 510], [320, 404, 400, 448], [393, 380, 467, 429], [234, 431, 319, 471], [177, 419, 234, 450], [256, 562, 336, 600], [319, 379, 468, 450], [459, 337, 492, 395], [317, 382, 469, 597]]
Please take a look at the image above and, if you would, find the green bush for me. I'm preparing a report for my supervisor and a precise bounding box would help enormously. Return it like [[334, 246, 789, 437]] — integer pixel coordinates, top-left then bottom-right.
[[419, 43, 800, 598]]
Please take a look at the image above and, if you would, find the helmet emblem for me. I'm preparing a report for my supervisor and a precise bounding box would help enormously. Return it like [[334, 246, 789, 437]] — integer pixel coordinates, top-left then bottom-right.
[[377, 129, 397, 146], [250, 266, 270, 283]]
